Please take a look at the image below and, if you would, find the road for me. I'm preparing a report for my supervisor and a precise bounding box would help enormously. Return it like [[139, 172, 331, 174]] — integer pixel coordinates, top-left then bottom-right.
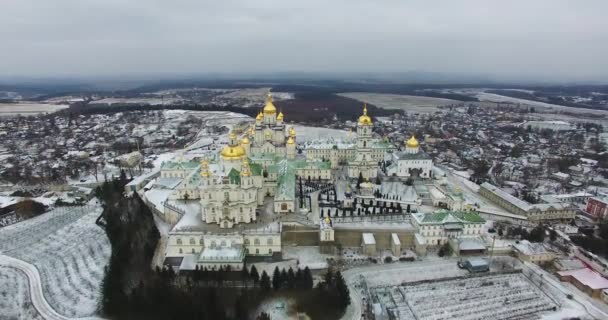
[[0, 254, 105, 320]]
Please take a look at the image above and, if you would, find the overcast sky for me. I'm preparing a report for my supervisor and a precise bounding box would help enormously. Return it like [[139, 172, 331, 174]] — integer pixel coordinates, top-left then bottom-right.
[[1, 0, 607, 82]]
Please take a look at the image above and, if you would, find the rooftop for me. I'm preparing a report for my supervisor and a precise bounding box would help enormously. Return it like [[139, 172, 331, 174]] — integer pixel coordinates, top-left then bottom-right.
[[558, 268, 608, 290]]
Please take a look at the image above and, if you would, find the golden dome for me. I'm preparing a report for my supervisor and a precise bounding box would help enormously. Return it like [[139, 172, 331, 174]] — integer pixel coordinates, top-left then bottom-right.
[[324, 215, 331, 225], [220, 144, 246, 160], [289, 127, 296, 137], [256, 112, 263, 121], [287, 136, 295, 144], [358, 103, 372, 126], [277, 111, 284, 121], [241, 158, 251, 177], [241, 136, 250, 145], [263, 93, 277, 115], [406, 135, 419, 148], [200, 159, 210, 177]]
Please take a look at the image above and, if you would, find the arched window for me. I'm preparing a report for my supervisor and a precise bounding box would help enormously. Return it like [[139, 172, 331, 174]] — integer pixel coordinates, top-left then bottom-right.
[[176, 238, 182, 245], [190, 238, 195, 245], [244, 238, 250, 245], [191, 248, 195, 253], [254, 238, 260, 245], [179, 248, 183, 254], [221, 240, 226, 247], [199, 238, 204, 245], [267, 238, 273, 245]]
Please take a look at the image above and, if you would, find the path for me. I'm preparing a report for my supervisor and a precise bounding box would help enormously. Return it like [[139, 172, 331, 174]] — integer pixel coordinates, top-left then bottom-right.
[[0, 254, 106, 320]]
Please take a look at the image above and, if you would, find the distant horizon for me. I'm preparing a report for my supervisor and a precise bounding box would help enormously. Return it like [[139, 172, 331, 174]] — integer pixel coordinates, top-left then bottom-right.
[[1, 70, 608, 89]]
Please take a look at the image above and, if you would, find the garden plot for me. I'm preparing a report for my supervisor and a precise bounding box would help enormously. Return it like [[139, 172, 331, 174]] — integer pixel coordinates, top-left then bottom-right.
[[0, 205, 110, 317], [374, 272, 557, 320], [0, 266, 43, 320]]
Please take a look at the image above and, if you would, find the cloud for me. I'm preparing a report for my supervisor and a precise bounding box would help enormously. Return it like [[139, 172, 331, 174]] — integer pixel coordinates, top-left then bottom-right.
[[1, 0, 607, 82]]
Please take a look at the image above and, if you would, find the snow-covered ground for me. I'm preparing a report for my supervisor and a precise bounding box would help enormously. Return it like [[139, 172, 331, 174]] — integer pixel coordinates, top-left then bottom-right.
[[292, 125, 350, 142], [374, 272, 558, 320], [0, 266, 43, 320], [0, 204, 110, 317], [0, 102, 68, 116], [253, 297, 299, 320]]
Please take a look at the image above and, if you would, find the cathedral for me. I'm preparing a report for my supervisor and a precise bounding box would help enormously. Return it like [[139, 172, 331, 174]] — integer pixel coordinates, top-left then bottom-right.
[[168, 93, 328, 229], [387, 135, 433, 179], [305, 104, 394, 179]]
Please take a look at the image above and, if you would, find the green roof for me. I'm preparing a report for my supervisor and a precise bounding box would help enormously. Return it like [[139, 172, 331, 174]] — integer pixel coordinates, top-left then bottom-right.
[[373, 141, 394, 149], [250, 162, 263, 176], [228, 168, 241, 185], [453, 211, 486, 223]]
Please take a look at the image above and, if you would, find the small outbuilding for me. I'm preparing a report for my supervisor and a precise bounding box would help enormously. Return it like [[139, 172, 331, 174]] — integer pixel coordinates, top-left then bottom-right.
[[362, 233, 377, 256]]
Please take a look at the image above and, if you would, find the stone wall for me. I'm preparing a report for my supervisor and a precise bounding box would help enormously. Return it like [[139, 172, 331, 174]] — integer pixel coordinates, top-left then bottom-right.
[[334, 229, 415, 249]]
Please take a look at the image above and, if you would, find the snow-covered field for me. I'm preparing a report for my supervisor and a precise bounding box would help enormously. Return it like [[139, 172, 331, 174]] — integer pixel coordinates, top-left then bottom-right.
[[375, 272, 557, 320], [0, 266, 43, 320], [0, 102, 68, 116], [89, 97, 183, 106], [293, 125, 350, 142], [0, 205, 110, 317], [338, 92, 458, 113], [253, 297, 299, 320]]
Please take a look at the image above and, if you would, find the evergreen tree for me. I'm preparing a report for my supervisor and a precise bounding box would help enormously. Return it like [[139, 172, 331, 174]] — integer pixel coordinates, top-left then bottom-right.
[[287, 267, 296, 289], [280, 268, 288, 289], [260, 271, 271, 292], [295, 268, 304, 289], [303, 267, 313, 289], [250, 265, 260, 287], [335, 271, 351, 308], [241, 264, 250, 288], [272, 267, 281, 291]]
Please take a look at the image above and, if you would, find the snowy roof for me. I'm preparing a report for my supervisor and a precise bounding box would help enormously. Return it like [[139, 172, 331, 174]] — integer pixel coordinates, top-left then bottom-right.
[[161, 159, 200, 170], [199, 245, 245, 262], [179, 254, 198, 270], [481, 182, 531, 212], [144, 189, 173, 213], [555, 259, 586, 271], [414, 233, 426, 245], [362, 233, 376, 245], [171, 206, 204, 231], [391, 233, 401, 245], [153, 178, 182, 189], [413, 210, 485, 225], [126, 169, 160, 186], [467, 257, 488, 268], [303, 139, 355, 150], [459, 238, 486, 251], [512, 240, 550, 256], [558, 268, 608, 290]]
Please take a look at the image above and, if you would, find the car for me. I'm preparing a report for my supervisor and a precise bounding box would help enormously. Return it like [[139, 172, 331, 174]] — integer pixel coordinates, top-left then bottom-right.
[[457, 261, 465, 269]]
